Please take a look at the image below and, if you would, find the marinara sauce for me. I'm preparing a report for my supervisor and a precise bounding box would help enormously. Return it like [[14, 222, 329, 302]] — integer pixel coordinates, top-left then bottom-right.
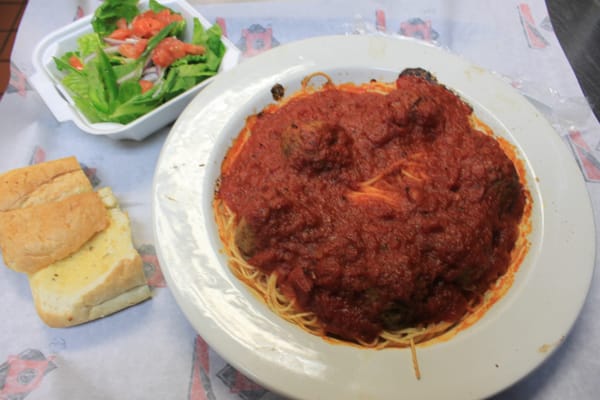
[[216, 72, 526, 343]]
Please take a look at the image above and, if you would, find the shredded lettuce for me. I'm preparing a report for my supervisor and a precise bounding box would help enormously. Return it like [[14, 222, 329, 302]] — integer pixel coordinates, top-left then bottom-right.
[[55, 1, 227, 125]]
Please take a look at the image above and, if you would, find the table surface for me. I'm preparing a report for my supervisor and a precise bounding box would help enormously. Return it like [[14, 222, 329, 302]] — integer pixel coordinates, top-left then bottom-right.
[[1, 1, 600, 399]]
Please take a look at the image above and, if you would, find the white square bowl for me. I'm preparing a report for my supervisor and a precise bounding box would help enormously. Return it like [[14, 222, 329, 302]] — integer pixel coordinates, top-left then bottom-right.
[[30, 0, 240, 141]]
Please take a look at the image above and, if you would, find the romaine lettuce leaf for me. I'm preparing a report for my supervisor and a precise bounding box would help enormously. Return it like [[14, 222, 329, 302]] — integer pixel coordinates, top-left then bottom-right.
[[191, 20, 224, 71], [205, 24, 226, 59], [53, 53, 80, 73], [148, 0, 168, 12], [72, 96, 104, 123], [108, 87, 163, 124], [112, 61, 143, 83], [62, 69, 89, 99], [78, 33, 103, 57], [91, 0, 139, 37], [170, 54, 207, 68], [192, 19, 224, 57]]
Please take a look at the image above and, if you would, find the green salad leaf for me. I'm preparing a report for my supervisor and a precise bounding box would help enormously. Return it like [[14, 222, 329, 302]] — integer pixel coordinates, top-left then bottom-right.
[[61, 69, 89, 99], [54, 0, 228, 126], [54, 52, 80, 73], [91, 0, 139, 37], [78, 33, 103, 57], [159, 19, 224, 102], [149, 0, 168, 13]]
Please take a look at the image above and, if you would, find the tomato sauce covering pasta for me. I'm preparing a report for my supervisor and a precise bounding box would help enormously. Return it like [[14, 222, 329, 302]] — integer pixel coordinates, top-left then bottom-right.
[[214, 69, 528, 346]]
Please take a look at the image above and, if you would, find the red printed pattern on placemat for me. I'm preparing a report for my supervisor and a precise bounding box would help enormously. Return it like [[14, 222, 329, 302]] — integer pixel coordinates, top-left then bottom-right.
[[139, 244, 166, 288], [189, 336, 215, 400], [216, 365, 266, 400], [568, 130, 600, 182], [7, 63, 30, 97], [233, 23, 280, 59], [189, 335, 270, 400], [0, 349, 57, 399], [399, 17, 439, 41], [518, 3, 549, 48]]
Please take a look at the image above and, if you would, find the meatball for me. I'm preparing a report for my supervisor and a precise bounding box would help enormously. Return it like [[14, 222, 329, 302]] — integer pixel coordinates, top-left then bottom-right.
[[280, 121, 353, 173]]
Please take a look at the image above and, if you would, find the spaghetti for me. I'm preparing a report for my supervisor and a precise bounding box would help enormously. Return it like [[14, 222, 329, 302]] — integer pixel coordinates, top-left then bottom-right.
[[214, 69, 529, 349]]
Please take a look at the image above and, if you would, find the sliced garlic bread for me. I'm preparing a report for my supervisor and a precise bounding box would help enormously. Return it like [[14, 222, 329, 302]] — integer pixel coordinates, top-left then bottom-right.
[[29, 187, 151, 327]]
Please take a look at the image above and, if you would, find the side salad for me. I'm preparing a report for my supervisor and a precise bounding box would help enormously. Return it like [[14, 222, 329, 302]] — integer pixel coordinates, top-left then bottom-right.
[[53, 0, 226, 124]]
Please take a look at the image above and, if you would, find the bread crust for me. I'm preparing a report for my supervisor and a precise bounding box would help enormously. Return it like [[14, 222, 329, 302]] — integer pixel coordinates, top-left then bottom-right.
[[0, 157, 82, 211], [0, 192, 109, 274], [20, 170, 93, 208]]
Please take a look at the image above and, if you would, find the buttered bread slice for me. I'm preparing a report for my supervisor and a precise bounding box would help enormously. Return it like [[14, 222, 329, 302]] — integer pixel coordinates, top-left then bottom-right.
[[29, 187, 151, 327]]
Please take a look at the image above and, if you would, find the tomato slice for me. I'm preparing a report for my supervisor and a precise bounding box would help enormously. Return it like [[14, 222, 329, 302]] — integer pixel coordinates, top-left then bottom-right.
[[116, 18, 128, 30], [68, 55, 84, 71], [109, 28, 133, 40], [139, 79, 154, 93], [132, 14, 164, 38], [130, 9, 183, 39], [118, 39, 148, 59], [154, 9, 183, 25], [151, 37, 205, 67], [107, 9, 199, 67]]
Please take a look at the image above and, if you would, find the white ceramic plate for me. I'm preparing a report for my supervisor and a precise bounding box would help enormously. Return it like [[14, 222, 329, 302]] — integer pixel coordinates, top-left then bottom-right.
[[152, 35, 595, 399], [30, 0, 240, 141]]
